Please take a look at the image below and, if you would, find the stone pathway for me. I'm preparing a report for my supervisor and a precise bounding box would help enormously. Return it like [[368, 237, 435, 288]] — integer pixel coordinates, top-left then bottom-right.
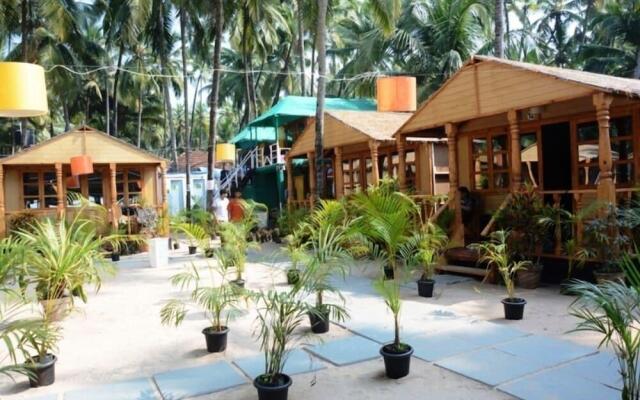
[[18, 264, 621, 400]]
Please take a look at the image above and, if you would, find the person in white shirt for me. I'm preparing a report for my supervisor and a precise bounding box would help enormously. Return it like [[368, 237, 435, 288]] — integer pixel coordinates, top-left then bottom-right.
[[214, 190, 230, 223]]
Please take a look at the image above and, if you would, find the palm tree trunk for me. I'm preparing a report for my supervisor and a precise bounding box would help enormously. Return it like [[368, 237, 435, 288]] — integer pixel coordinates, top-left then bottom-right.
[[112, 42, 125, 137], [297, 0, 306, 96], [190, 73, 202, 141], [207, 0, 223, 212], [20, 0, 29, 145], [180, 7, 192, 212], [241, 7, 254, 121], [272, 44, 292, 106], [314, 0, 328, 199], [137, 92, 143, 148], [310, 33, 316, 96], [634, 47, 640, 79], [63, 101, 70, 131], [105, 68, 110, 135], [494, 0, 504, 58]]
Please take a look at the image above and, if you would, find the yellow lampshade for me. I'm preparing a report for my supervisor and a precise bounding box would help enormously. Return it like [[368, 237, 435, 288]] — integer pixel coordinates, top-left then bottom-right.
[[216, 143, 236, 164], [0, 62, 49, 117]]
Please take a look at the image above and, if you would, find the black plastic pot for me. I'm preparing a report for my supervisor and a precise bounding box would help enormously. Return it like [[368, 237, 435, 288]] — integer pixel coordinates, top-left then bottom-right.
[[232, 279, 245, 288], [286, 269, 300, 285], [188, 246, 197, 255], [383, 266, 394, 280], [254, 373, 292, 400], [417, 279, 435, 298], [28, 354, 57, 387], [308, 310, 330, 334], [380, 344, 413, 379], [111, 252, 120, 262], [502, 298, 527, 320], [202, 326, 228, 353]]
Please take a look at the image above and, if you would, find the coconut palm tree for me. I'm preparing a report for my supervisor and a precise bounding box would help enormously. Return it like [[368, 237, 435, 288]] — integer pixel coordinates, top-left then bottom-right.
[[314, 0, 328, 199]]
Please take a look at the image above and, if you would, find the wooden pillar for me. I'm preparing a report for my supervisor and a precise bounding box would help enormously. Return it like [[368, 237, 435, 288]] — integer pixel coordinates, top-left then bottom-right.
[[397, 137, 407, 191], [593, 93, 615, 204], [369, 140, 380, 186], [109, 163, 118, 229], [0, 165, 5, 237], [55, 163, 64, 218], [307, 152, 316, 206], [445, 123, 464, 244], [334, 147, 344, 199], [286, 157, 294, 209], [508, 109, 521, 190], [159, 163, 169, 235], [422, 142, 434, 195]]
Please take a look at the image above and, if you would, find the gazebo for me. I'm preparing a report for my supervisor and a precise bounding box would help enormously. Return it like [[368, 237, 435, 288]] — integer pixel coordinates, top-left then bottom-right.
[[0, 126, 167, 236]]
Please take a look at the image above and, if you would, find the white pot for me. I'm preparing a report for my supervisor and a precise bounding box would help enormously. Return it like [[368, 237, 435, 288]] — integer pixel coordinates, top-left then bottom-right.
[[148, 237, 169, 268]]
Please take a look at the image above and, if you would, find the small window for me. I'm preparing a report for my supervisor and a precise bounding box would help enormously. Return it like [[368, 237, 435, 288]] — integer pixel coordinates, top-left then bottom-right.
[[576, 116, 634, 187], [471, 132, 510, 190], [22, 170, 58, 209], [116, 168, 143, 206]]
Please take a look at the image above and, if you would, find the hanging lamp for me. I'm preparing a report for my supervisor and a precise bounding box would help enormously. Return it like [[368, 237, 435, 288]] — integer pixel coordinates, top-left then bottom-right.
[[215, 143, 236, 164], [65, 175, 80, 189], [70, 129, 93, 176], [0, 62, 48, 117]]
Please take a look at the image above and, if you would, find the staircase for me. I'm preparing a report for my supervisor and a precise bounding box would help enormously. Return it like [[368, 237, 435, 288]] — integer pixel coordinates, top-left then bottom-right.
[[218, 143, 290, 193]]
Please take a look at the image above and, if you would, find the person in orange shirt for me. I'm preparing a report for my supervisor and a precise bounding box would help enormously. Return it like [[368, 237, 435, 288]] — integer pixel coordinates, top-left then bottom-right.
[[228, 191, 245, 222]]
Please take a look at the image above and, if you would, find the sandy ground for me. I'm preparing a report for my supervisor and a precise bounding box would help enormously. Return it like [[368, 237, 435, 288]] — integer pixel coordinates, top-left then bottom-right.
[[0, 242, 604, 399]]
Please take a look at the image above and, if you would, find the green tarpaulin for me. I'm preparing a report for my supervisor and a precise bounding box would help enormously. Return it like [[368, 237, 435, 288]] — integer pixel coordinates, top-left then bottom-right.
[[229, 96, 377, 148], [249, 96, 377, 128]]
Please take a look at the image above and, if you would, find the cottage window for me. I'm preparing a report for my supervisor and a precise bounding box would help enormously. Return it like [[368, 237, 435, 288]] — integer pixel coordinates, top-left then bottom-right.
[[22, 170, 58, 209], [116, 168, 143, 206], [576, 116, 633, 187], [471, 132, 510, 190]]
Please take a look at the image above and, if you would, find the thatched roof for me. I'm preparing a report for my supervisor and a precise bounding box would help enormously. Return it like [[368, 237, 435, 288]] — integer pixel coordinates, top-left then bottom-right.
[[326, 110, 412, 141], [474, 56, 640, 97], [288, 110, 416, 157], [396, 56, 640, 137]]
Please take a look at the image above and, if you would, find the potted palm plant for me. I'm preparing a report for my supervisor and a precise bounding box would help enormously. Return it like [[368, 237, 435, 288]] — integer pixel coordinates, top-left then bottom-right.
[[282, 231, 305, 285], [253, 290, 308, 400], [22, 314, 61, 387], [160, 255, 243, 353], [219, 220, 260, 288], [16, 211, 121, 320], [353, 185, 419, 379], [295, 201, 354, 333], [412, 222, 448, 298], [569, 252, 640, 400], [471, 230, 531, 320], [174, 222, 209, 255]]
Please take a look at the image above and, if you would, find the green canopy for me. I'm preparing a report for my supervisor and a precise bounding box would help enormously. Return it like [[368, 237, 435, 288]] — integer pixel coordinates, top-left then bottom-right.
[[229, 126, 281, 149], [249, 96, 377, 128]]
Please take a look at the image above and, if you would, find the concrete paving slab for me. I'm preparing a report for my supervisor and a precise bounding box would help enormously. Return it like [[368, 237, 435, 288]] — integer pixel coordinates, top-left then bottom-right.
[[495, 335, 596, 368], [553, 352, 622, 389], [153, 361, 246, 400], [64, 377, 157, 400], [233, 348, 326, 379], [306, 336, 380, 366]]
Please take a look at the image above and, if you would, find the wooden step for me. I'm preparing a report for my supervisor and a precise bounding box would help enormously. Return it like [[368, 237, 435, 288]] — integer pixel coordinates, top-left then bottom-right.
[[437, 264, 488, 278]]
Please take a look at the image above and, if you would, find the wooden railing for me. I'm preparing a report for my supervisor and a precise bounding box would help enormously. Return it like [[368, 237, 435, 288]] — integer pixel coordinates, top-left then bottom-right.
[[480, 194, 512, 237], [289, 199, 312, 210], [410, 194, 449, 223]]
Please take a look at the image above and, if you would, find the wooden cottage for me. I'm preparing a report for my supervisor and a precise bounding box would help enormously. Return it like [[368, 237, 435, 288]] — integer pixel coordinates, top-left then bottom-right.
[[286, 110, 449, 207], [0, 126, 168, 236], [395, 56, 640, 249]]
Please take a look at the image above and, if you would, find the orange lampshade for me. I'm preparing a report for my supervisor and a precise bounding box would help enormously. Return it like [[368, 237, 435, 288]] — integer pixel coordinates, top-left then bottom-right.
[[376, 76, 417, 112], [65, 175, 80, 188], [70, 155, 93, 176]]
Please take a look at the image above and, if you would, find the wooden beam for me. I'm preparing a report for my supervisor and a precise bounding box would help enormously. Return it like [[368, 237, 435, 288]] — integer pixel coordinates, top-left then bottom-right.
[[445, 123, 464, 245], [55, 163, 64, 219], [286, 157, 294, 210], [397, 137, 407, 190], [507, 109, 521, 190], [109, 163, 118, 229], [307, 152, 316, 206], [369, 140, 380, 187], [593, 93, 615, 204], [334, 147, 344, 199], [0, 165, 5, 237]]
